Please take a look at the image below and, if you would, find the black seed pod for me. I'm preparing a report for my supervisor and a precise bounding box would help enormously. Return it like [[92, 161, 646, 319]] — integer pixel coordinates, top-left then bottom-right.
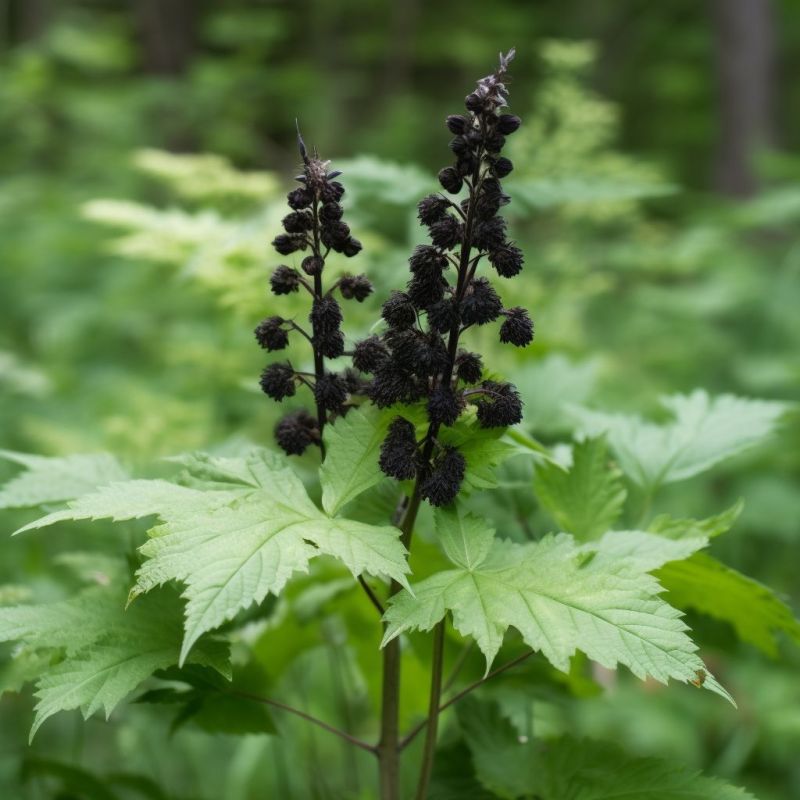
[[282, 211, 313, 233], [488, 244, 523, 278], [484, 131, 506, 153], [368, 364, 425, 408], [407, 271, 447, 310], [353, 335, 389, 373], [455, 350, 483, 384], [474, 381, 523, 428], [342, 237, 362, 257], [320, 180, 345, 203], [339, 274, 373, 302], [455, 152, 479, 176], [310, 295, 343, 337], [499, 307, 534, 347], [427, 298, 458, 333], [461, 277, 502, 325], [319, 202, 343, 223], [409, 245, 448, 277], [301, 255, 324, 276], [496, 114, 521, 135], [418, 194, 451, 226], [491, 157, 514, 178], [446, 114, 470, 135], [270, 265, 302, 295], [287, 186, 313, 210], [379, 417, 419, 480], [449, 136, 469, 156], [465, 92, 484, 112], [426, 386, 464, 427], [275, 409, 319, 455], [382, 291, 417, 329], [473, 217, 507, 252], [318, 330, 345, 359], [321, 220, 351, 250], [383, 328, 427, 372], [259, 363, 296, 401], [438, 166, 463, 194], [421, 446, 466, 507], [255, 316, 289, 351], [272, 233, 306, 256], [342, 367, 366, 395], [314, 372, 348, 412], [429, 215, 463, 250]]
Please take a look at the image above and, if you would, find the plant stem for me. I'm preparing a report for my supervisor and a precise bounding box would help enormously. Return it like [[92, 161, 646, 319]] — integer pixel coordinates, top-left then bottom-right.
[[310, 197, 326, 459], [414, 621, 446, 800], [399, 651, 533, 750], [377, 481, 424, 800], [230, 690, 376, 754]]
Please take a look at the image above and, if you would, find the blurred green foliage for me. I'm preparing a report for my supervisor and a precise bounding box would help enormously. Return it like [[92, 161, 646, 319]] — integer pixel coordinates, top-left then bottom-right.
[[1, 2, 799, 799]]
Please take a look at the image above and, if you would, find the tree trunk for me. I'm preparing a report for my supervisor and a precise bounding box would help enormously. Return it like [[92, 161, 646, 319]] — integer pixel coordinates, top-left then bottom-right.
[[711, 0, 776, 197], [135, 0, 196, 75]]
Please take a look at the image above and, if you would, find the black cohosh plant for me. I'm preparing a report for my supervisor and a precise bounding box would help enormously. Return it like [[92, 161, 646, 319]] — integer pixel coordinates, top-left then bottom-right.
[[254, 51, 532, 798], [256, 127, 371, 457], [368, 48, 531, 510], [2, 43, 777, 800]]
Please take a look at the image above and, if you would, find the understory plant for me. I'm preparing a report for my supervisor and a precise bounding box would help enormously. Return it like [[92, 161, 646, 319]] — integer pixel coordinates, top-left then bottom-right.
[[0, 50, 797, 800]]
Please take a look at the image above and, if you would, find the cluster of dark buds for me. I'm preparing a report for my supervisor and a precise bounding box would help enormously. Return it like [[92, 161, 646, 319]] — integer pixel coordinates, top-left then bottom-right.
[[366, 49, 532, 506], [257, 126, 372, 456]]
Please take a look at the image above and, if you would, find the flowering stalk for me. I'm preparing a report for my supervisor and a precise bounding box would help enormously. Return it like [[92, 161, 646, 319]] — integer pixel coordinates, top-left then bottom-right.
[[256, 126, 371, 457], [365, 49, 531, 799]]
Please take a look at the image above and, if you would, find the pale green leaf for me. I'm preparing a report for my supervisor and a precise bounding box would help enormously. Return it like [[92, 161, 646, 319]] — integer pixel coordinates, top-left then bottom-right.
[[657, 553, 800, 657], [0, 584, 229, 740], [648, 500, 744, 540], [435, 506, 494, 570], [384, 509, 731, 703], [320, 407, 392, 516], [533, 436, 627, 540], [19, 449, 410, 663], [0, 451, 128, 510], [589, 530, 708, 573], [571, 391, 786, 490]]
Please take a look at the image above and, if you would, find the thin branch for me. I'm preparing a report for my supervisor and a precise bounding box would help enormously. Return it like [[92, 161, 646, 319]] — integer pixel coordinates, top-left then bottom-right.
[[399, 651, 533, 750], [230, 690, 377, 754], [442, 641, 474, 694], [358, 575, 385, 615]]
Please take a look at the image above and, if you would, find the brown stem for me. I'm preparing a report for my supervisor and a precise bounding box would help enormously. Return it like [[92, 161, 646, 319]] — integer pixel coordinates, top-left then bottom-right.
[[399, 651, 533, 750], [414, 621, 446, 800]]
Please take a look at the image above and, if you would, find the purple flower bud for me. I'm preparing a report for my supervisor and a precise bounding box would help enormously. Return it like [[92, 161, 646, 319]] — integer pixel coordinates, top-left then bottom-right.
[[314, 372, 348, 412], [270, 265, 302, 295], [499, 307, 533, 347], [461, 277, 502, 325], [379, 416, 419, 480], [339, 274, 373, 302], [353, 335, 389, 373], [381, 291, 417, 329], [275, 409, 319, 455], [421, 446, 466, 507], [255, 316, 289, 351], [455, 350, 483, 384], [446, 114, 470, 135], [474, 381, 523, 428], [488, 244, 523, 278], [438, 166, 463, 194], [301, 255, 324, 276], [260, 362, 296, 401], [496, 114, 521, 135]]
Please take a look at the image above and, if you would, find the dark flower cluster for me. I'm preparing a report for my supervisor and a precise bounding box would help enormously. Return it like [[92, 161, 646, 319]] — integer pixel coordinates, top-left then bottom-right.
[[366, 50, 532, 506], [256, 128, 372, 456]]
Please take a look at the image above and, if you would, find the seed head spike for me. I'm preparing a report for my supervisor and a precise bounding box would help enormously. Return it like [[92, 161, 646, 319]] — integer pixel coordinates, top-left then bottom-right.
[[295, 119, 309, 165]]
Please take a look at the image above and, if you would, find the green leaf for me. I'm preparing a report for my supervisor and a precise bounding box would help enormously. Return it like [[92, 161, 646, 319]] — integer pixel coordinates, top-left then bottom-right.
[[589, 529, 708, 573], [457, 699, 755, 800], [648, 500, 744, 540], [533, 436, 627, 540], [657, 553, 800, 657], [0, 451, 128, 510], [440, 417, 519, 493], [571, 390, 786, 490], [20, 448, 410, 663], [320, 406, 392, 516], [384, 507, 731, 703], [0, 584, 229, 740]]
